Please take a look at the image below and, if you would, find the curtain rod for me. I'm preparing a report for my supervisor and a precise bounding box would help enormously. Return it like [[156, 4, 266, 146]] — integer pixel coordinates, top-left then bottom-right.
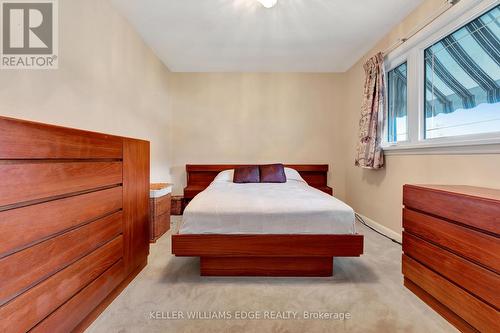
[[382, 0, 460, 56]]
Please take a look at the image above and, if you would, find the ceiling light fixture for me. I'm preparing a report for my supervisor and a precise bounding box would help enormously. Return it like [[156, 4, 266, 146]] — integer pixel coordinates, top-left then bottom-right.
[[257, 0, 277, 9]]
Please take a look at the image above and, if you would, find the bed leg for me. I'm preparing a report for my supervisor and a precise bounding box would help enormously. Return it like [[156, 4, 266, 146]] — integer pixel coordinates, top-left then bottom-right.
[[200, 256, 333, 277]]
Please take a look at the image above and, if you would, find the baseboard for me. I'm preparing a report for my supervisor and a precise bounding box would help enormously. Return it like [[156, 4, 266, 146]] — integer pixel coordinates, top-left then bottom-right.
[[355, 213, 402, 243]]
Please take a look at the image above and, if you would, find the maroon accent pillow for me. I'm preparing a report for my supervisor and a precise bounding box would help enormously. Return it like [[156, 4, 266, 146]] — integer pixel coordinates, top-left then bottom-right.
[[233, 166, 260, 183], [259, 164, 287, 183]]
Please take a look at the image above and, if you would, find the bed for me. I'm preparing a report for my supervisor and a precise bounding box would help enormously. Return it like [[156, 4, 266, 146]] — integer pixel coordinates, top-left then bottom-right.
[[171, 164, 364, 277]]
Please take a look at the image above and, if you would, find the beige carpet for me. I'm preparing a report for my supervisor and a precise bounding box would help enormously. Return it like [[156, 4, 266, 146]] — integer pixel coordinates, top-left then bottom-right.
[[87, 217, 456, 333]]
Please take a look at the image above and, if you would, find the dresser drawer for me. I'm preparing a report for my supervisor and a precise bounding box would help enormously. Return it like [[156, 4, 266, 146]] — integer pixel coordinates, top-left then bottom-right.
[[0, 117, 123, 159], [0, 161, 122, 208], [0, 236, 123, 333], [403, 208, 499, 273], [403, 185, 500, 235], [30, 260, 125, 333], [151, 193, 171, 216], [150, 193, 171, 242], [403, 255, 500, 333], [0, 186, 122, 257], [171, 195, 184, 215], [403, 232, 499, 309], [0, 211, 123, 306], [153, 213, 170, 240]]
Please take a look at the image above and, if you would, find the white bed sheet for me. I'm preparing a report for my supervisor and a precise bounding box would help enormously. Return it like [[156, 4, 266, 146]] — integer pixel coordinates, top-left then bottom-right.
[[179, 178, 356, 235]]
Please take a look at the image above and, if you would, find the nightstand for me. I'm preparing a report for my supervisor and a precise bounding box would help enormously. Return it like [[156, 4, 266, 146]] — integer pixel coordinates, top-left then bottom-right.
[[149, 183, 172, 243]]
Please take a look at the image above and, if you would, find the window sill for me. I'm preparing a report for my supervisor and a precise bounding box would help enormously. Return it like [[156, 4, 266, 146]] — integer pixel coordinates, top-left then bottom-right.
[[382, 138, 500, 155]]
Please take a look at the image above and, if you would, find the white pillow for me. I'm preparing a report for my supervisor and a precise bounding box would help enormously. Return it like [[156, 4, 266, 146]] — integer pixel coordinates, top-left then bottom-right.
[[284, 167, 306, 183], [212, 167, 305, 183], [212, 169, 234, 183]]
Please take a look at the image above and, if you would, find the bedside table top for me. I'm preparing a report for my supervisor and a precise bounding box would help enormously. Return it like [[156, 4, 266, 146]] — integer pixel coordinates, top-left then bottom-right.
[[150, 183, 172, 198]]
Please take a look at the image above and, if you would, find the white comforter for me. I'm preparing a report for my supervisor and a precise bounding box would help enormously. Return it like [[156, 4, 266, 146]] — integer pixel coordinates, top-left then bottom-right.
[[179, 180, 356, 235]]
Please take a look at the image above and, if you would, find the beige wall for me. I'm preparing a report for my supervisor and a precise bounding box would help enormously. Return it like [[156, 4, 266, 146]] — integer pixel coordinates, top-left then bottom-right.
[[170, 73, 347, 197], [341, 0, 500, 234], [0, 0, 173, 182]]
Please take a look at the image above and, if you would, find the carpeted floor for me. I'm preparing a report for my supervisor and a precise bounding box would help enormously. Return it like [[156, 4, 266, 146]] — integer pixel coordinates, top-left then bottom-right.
[[87, 217, 456, 333]]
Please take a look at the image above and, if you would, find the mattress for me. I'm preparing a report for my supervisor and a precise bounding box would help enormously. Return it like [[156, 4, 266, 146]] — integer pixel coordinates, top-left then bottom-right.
[[179, 174, 356, 235]]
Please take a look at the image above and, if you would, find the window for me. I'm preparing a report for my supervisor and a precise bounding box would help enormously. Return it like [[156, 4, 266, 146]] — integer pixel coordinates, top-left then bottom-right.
[[387, 62, 408, 142], [383, 1, 500, 153], [424, 6, 500, 139]]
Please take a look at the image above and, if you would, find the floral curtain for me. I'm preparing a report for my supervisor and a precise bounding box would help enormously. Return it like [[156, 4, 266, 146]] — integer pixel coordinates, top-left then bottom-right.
[[355, 52, 386, 169]]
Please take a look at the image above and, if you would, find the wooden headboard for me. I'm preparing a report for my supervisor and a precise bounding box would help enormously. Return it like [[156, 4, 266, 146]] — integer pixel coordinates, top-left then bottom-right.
[[184, 164, 333, 200]]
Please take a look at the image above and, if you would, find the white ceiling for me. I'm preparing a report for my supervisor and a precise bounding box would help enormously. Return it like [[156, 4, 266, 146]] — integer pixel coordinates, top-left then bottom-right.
[[112, 0, 423, 72]]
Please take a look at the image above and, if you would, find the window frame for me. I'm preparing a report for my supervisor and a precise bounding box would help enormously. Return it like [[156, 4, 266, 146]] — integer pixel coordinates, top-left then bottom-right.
[[382, 0, 500, 155], [385, 60, 409, 143]]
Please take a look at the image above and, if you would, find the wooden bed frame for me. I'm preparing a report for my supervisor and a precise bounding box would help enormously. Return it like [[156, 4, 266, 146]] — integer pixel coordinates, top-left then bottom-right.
[[172, 164, 364, 277]]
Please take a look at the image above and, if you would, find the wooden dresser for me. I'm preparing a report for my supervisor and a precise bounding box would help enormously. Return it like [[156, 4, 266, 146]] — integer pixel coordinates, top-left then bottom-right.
[[0, 116, 150, 332], [402, 185, 500, 333]]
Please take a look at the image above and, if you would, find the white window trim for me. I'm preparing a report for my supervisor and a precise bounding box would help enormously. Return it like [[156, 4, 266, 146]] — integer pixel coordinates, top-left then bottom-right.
[[382, 0, 500, 155]]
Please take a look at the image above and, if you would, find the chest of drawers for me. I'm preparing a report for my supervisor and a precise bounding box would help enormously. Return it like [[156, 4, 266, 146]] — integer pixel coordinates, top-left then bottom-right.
[[149, 184, 172, 242], [402, 185, 500, 333], [0, 116, 150, 332]]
